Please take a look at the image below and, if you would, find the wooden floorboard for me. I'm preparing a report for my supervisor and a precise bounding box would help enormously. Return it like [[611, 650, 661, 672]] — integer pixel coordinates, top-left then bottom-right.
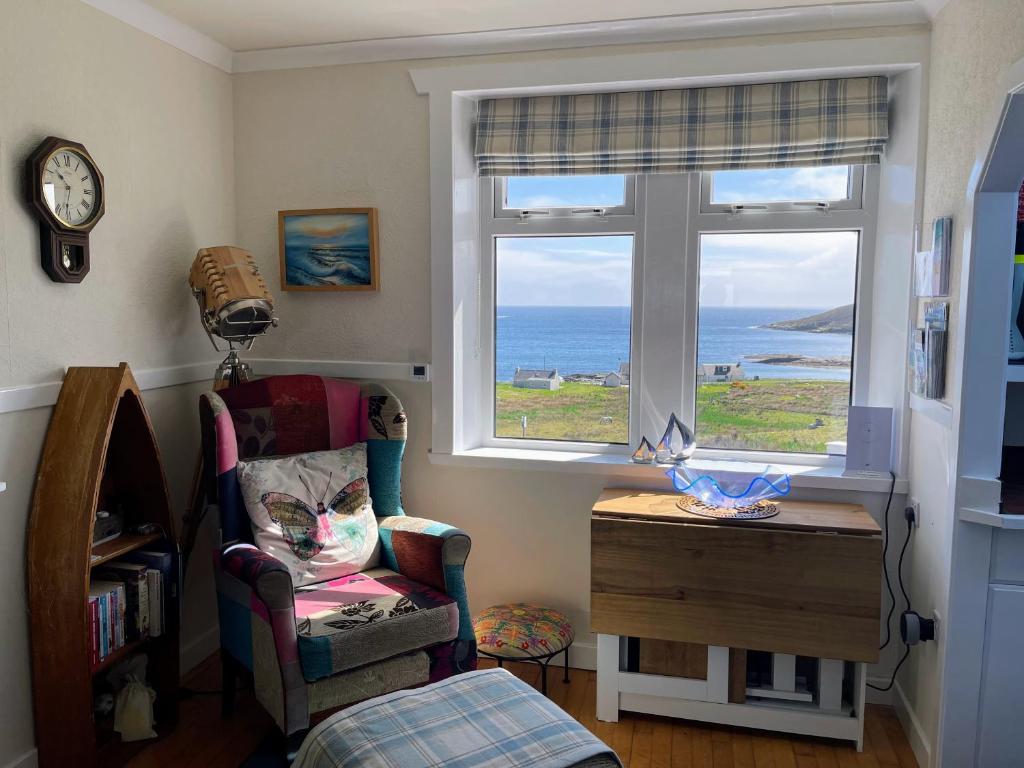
[[128, 656, 918, 767]]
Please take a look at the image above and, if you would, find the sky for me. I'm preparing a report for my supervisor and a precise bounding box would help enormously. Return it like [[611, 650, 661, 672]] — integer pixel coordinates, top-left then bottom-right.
[[710, 166, 850, 203], [283, 212, 370, 250], [497, 168, 857, 309], [506, 175, 625, 208], [496, 236, 633, 307]]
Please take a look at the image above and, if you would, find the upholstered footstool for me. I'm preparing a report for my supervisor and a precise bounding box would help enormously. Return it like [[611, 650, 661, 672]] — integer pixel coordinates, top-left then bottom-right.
[[474, 603, 575, 695], [291, 668, 620, 768]]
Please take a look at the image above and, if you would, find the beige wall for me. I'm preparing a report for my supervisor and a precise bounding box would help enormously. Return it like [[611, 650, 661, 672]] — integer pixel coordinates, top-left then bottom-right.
[[903, 0, 1024, 764], [0, 1, 233, 764], [0, 1, 234, 388]]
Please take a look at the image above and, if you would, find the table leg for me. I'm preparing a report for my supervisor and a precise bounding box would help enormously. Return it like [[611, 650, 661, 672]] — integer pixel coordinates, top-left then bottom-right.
[[596, 634, 620, 722]]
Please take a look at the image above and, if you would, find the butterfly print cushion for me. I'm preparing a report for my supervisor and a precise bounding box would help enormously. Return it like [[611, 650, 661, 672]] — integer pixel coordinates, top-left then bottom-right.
[[236, 444, 380, 587]]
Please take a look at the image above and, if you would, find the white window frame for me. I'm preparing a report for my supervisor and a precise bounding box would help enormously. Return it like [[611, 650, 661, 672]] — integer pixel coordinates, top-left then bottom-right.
[[480, 179, 645, 455], [493, 176, 637, 219], [691, 167, 880, 460], [699, 165, 866, 213], [478, 166, 879, 463]]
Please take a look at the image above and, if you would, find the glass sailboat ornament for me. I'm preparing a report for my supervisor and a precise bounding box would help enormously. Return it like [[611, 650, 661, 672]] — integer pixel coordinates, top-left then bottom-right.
[[655, 413, 696, 463], [631, 436, 657, 464]]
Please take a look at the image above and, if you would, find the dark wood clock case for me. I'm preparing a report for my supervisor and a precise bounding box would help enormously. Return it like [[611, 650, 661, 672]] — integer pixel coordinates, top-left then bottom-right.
[[27, 136, 105, 284]]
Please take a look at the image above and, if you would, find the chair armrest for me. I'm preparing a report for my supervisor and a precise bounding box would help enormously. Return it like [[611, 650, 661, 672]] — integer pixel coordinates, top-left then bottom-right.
[[214, 543, 310, 729], [376, 516, 470, 588], [217, 543, 295, 613], [376, 516, 474, 659]]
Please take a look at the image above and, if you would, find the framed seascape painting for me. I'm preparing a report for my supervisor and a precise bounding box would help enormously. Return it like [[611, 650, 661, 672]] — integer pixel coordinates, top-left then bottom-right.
[[278, 208, 380, 292]]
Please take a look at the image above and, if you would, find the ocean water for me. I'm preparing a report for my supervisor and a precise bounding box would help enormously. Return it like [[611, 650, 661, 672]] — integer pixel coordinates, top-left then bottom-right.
[[285, 246, 372, 287], [495, 306, 852, 382]]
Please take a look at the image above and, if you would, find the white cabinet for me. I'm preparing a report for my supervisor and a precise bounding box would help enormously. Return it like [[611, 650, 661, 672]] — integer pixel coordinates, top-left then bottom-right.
[[977, 583, 1024, 767]]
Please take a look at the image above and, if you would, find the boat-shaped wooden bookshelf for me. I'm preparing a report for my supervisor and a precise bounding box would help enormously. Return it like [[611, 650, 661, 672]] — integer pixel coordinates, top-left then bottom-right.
[[27, 363, 179, 767]]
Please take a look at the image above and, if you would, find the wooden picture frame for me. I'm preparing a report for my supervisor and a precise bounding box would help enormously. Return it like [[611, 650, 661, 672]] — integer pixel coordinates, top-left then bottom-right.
[[278, 207, 380, 292]]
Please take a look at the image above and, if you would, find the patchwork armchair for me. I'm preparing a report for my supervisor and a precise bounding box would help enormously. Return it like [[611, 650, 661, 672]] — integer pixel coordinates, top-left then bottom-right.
[[199, 375, 476, 741]]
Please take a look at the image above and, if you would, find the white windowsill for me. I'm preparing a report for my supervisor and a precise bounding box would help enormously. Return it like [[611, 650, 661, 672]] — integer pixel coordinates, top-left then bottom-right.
[[428, 448, 907, 494]]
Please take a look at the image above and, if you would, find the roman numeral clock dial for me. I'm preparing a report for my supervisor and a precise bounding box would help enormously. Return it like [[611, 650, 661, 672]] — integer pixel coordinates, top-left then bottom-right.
[[27, 137, 105, 283]]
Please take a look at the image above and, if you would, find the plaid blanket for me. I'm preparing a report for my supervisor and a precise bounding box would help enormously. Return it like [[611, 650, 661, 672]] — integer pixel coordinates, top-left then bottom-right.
[[291, 668, 621, 768]]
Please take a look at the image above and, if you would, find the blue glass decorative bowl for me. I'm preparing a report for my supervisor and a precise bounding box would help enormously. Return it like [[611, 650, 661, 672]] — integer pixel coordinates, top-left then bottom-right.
[[667, 461, 791, 509]]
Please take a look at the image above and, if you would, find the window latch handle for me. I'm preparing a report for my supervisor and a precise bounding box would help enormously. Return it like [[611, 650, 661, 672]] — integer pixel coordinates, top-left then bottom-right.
[[727, 203, 769, 214], [570, 207, 607, 217], [518, 209, 551, 221], [794, 201, 832, 212]]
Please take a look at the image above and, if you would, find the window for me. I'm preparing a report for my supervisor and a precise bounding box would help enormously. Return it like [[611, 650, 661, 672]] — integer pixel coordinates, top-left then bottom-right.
[[480, 165, 875, 458], [494, 236, 634, 444], [495, 176, 635, 218], [702, 166, 864, 212], [697, 231, 858, 454], [505, 175, 627, 209]]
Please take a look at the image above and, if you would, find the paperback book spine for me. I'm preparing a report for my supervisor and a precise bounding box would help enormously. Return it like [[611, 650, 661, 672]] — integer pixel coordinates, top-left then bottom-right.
[[98, 594, 108, 660], [147, 569, 162, 638], [88, 598, 99, 668], [117, 585, 126, 648]]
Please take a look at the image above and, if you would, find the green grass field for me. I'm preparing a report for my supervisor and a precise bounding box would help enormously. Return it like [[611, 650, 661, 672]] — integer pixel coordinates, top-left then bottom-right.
[[495, 378, 848, 453]]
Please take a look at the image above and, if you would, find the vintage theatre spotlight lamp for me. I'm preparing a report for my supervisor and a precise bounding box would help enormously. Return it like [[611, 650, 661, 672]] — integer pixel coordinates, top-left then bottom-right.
[[188, 245, 278, 387]]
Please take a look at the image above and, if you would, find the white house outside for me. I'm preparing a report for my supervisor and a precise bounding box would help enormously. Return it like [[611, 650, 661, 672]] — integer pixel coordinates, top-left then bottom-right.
[[513, 368, 561, 390], [697, 363, 746, 384]]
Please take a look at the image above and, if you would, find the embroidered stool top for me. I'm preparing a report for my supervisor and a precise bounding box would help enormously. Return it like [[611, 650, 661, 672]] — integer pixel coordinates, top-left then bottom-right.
[[473, 602, 575, 659]]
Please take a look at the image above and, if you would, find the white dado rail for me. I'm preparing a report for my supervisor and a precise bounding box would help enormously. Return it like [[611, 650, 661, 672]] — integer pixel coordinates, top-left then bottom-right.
[[0, 358, 427, 416]]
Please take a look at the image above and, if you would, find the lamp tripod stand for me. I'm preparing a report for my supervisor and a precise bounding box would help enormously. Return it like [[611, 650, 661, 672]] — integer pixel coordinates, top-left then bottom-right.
[[214, 348, 253, 389]]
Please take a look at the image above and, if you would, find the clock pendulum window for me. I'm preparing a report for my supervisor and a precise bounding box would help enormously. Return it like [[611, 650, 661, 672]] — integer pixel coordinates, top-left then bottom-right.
[[26, 136, 105, 283]]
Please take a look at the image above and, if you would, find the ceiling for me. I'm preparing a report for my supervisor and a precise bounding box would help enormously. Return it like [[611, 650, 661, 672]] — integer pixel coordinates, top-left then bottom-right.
[[139, 0, 932, 53]]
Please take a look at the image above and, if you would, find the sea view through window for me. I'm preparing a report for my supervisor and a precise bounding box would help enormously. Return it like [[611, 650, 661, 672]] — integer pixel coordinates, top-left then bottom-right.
[[490, 170, 863, 454]]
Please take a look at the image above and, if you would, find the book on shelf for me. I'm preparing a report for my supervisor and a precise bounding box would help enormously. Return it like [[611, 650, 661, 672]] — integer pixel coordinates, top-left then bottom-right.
[[88, 580, 126, 667], [120, 549, 172, 636], [909, 301, 948, 400], [88, 556, 166, 649], [94, 561, 150, 641], [88, 598, 99, 667]]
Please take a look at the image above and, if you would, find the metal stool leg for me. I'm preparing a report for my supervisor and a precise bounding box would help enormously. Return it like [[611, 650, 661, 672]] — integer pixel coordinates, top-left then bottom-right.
[[563, 646, 570, 683], [540, 659, 548, 695]]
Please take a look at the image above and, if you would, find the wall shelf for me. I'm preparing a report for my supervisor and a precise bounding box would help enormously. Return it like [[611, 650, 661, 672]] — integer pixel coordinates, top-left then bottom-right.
[[90, 533, 162, 568], [908, 393, 954, 430], [959, 507, 1024, 529]]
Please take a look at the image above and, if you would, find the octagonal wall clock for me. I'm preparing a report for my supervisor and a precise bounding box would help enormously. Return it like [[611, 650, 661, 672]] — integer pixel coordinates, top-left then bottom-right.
[[27, 136, 105, 283]]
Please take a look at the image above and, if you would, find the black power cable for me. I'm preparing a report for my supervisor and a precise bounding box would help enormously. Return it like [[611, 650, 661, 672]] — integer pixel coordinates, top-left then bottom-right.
[[869, 505, 914, 692], [868, 644, 910, 693]]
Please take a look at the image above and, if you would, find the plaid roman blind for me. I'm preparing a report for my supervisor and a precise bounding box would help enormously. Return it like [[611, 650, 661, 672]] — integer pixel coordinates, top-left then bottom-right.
[[474, 76, 889, 176]]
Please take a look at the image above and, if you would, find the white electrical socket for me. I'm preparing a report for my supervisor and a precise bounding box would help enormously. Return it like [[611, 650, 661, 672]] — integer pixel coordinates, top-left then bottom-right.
[[908, 498, 921, 528]]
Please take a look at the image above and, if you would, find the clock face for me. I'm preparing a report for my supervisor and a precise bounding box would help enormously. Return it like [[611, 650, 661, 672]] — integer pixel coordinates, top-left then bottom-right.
[[40, 148, 99, 228]]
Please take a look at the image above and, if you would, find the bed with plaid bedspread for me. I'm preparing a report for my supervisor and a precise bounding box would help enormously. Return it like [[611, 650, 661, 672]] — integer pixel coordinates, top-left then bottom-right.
[[291, 668, 621, 768]]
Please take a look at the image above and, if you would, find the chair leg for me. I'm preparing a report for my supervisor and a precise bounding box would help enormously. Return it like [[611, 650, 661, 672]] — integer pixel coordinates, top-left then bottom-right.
[[286, 729, 309, 763], [221, 649, 238, 719], [540, 660, 548, 696], [564, 647, 570, 683]]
